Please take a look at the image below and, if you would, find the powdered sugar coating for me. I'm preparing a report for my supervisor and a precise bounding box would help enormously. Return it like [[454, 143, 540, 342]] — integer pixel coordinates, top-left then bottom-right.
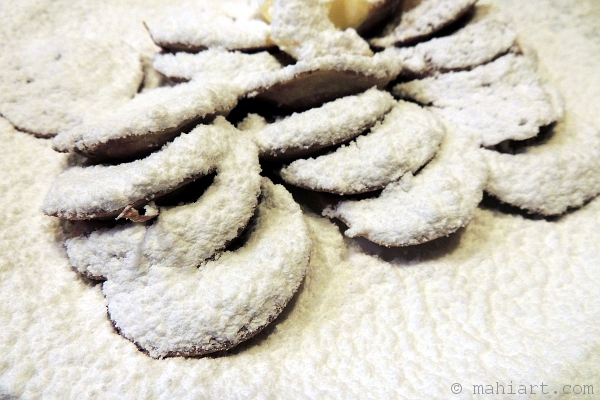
[[153, 49, 282, 83], [252, 87, 394, 159], [52, 78, 241, 159], [324, 127, 486, 246], [143, 122, 261, 269], [394, 53, 564, 146], [483, 115, 600, 215], [66, 223, 147, 280], [43, 120, 233, 220], [66, 179, 311, 358], [371, 0, 477, 47], [281, 100, 444, 194], [269, 0, 372, 60], [65, 119, 261, 272], [0, 36, 142, 138], [392, 12, 517, 78], [148, 8, 271, 52], [252, 48, 402, 110]]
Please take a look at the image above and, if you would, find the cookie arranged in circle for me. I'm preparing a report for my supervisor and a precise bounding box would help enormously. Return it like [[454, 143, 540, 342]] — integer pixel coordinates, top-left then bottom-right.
[[371, 0, 478, 48], [391, 10, 518, 78], [394, 54, 564, 146], [0, 36, 142, 138], [280, 100, 445, 194], [43, 118, 260, 222], [248, 87, 395, 160], [483, 115, 600, 216], [324, 127, 486, 246], [143, 120, 261, 269], [148, 7, 272, 52], [52, 78, 242, 160], [65, 179, 311, 358], [252, 49, 401, 110], [153, 49, 282, 83]]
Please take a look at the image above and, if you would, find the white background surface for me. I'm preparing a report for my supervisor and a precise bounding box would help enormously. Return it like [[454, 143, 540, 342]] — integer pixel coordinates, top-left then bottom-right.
[[0, 0, 599, 398]]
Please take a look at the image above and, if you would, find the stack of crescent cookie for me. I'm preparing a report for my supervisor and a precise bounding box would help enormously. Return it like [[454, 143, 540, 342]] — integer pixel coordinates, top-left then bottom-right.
[[34, 0, 600, 357]]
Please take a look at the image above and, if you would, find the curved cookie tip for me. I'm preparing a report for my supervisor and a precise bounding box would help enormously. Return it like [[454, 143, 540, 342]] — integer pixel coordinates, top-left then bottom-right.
[[483, 115, 600, 216]]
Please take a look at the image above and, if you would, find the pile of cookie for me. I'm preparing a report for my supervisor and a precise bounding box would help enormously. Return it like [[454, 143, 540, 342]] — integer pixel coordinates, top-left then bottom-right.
[[36, 0, 600, 357]]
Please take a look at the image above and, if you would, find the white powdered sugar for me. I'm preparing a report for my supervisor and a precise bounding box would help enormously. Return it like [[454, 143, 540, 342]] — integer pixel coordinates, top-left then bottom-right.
[[324, 127, 486, 245], [65, 119, 262, 271], [281, 101, 445, 194], [142, 122, 261, 269], [394, 53, 564, 146], [148, 6, 271, 51], [392, 11, 517, 77], [269, 0, 372, 60], [153, 49, 282, 82], [483, 114, 600, 215], [66, 223, 148, 280], [0, 36, 142, 138], [251, 87, 394, 159], [52, 78, 241, 158], [371, 0, 477, 47], [2, 0, 600, 398], [43, 121, 231, 219], [66, 179, 310, 358]]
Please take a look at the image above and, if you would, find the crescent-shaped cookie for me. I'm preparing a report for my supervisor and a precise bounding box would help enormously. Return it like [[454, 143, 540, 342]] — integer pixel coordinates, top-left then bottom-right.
[[152, 49, 282, 84], [324, 127, 486, 246], [391, 12, 518, 78], [52, 78, 241, 160], [252, 49, 401, 110], [43, 118, 260, 221], [148, 8, 272, 52], [268, 0, 372, 60], [280, 100, 444, 194], [483, 115, 600, 215], [394, 53, 564, 146], [249, 87, 395, 160], [371, 0, 477, 48], [65, 179, 311, 358]]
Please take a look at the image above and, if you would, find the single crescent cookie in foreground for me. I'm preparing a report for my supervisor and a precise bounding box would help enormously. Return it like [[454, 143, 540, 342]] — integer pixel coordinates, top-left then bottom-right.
[[65, 179, 311, 358]]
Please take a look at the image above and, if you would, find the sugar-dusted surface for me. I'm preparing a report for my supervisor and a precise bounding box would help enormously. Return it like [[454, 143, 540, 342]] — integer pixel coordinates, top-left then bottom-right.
[[269, 0, 372, 60], [153, 49, 282, 83], [1, 0, 600, 398]]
